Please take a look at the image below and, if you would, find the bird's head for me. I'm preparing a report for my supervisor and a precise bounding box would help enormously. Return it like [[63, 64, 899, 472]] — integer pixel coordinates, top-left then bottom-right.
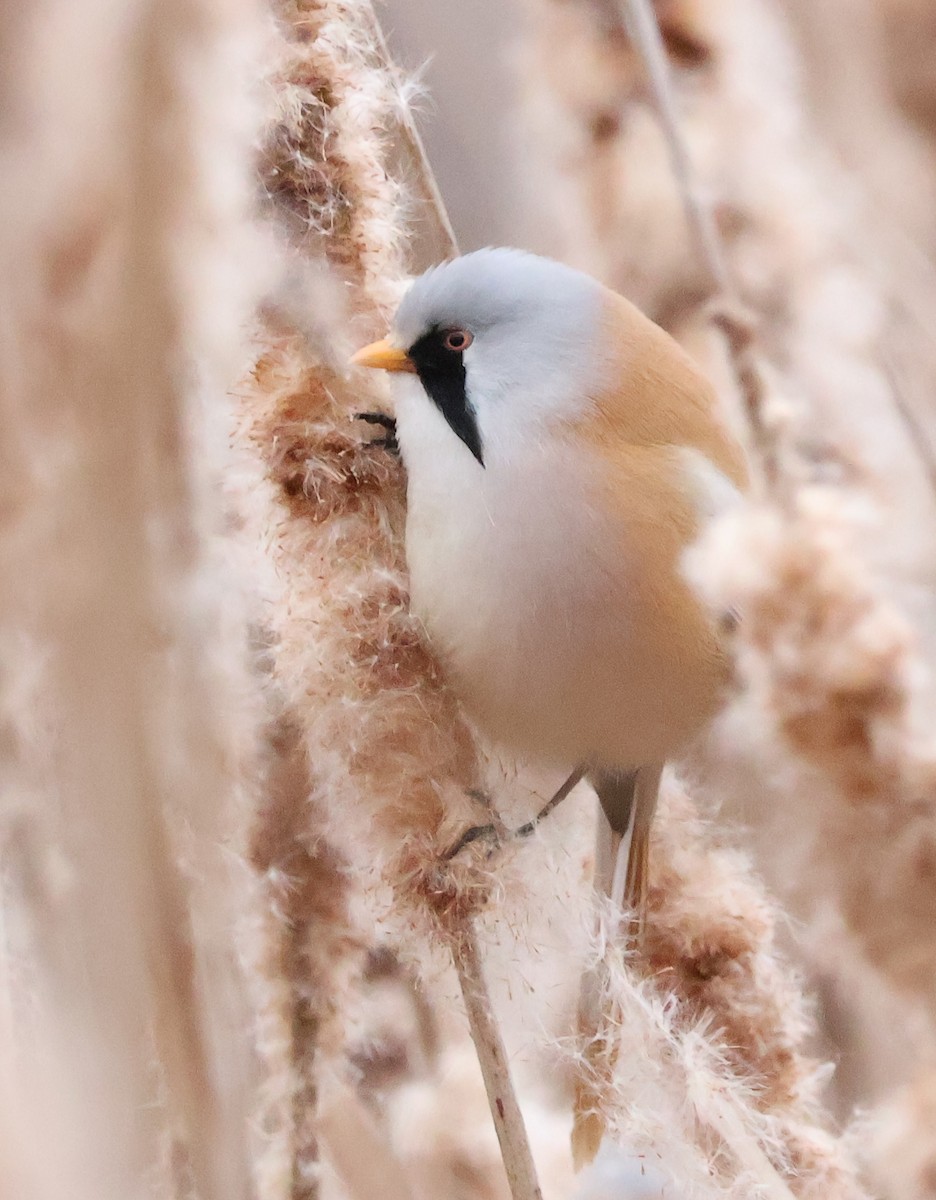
[[352, 249, 610, 467]]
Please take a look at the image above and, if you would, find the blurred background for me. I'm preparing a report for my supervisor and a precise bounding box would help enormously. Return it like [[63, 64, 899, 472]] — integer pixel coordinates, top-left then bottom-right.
[[5, 2, 936, 1199], [384, 0, 523, 251]]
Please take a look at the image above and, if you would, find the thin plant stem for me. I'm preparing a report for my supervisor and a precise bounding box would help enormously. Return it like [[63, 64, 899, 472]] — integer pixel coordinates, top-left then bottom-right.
[[444, 765, 586, 861], [614, 0, 734, 300], [259, 7, 544, 1195], [451, 924, 544, 1200], [360, 0, 460, 260], [609, 0, 779, 490]]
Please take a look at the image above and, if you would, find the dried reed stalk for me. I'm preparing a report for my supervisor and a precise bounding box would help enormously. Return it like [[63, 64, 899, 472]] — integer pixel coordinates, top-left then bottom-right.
[[0, 0, 265, 1196], [640, 0, 936, 1031], [646, 781, 861, 1197], [453, 928, 544, 1200], [246, 710, 362, 1200], [517, 1, 881, 1191], [522, 0, 936, 1034], [564, 777, 865, 1199], [602, 3, 936, 1024], [223, 0, 935, 1195], [607, 0, 777, 486], [244, 4, 543, 1197]]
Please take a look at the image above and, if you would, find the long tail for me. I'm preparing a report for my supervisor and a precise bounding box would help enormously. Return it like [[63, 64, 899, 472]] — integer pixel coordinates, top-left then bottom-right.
[[591, 764, 663, 937], [572, 763, 664, 1168]]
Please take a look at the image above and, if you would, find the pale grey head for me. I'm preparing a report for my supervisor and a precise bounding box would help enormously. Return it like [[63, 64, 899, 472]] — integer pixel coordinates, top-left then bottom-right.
[[389, 249, 608, 466]]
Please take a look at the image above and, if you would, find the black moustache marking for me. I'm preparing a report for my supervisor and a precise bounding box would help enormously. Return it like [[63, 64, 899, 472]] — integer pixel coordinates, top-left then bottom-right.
[[406, 328, 484, 466]]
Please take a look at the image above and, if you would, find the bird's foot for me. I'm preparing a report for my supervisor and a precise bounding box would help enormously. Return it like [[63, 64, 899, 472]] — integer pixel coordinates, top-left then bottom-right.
[[356, 411, 399, 455], [511, 765, 585, 838], [443, 821, 501, 861], [443, 766, 586, 862]]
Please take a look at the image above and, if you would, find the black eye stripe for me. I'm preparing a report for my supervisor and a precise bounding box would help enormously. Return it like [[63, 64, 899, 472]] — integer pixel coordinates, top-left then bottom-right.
[[407, 328, 484, 466]]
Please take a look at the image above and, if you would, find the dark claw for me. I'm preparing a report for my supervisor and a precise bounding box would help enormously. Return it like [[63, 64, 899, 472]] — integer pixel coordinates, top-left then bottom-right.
[[356, 411, 396, 430], [443, 767, 586, 863], [443, 822, 500, 861], [356, 412, 399, 454]]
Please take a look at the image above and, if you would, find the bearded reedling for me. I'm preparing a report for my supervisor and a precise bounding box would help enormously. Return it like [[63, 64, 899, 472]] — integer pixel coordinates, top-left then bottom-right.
[[354, 249, 747, 933]]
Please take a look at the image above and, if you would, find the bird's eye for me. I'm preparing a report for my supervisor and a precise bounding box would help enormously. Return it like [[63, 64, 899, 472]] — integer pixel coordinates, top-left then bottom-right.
[[442, 329, 473, 352]]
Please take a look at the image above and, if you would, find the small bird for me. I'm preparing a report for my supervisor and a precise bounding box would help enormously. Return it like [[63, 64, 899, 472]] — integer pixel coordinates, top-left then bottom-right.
[[353, 249, 747, 929]]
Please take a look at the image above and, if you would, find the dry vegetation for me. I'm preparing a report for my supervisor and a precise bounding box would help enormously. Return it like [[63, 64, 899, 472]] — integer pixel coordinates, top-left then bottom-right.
[[3, 0, 936, 1198]]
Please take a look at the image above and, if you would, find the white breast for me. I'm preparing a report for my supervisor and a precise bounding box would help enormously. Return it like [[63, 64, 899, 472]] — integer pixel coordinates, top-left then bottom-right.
[[395, 376, 665, 768]]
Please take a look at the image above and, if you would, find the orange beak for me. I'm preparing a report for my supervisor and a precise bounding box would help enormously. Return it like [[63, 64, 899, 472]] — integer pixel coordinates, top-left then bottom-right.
[[351, 337, 416, 373]]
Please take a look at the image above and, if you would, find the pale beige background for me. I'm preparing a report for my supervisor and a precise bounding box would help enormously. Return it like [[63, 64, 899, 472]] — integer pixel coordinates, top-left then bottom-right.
[[384, 0, 526, 251]]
